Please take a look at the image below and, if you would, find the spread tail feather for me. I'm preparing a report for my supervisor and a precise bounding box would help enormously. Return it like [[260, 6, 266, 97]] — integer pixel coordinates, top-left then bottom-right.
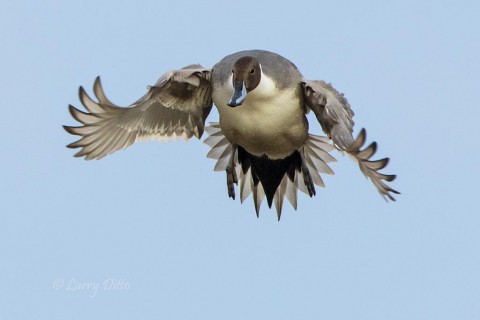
[[204, 122, 336, 220]]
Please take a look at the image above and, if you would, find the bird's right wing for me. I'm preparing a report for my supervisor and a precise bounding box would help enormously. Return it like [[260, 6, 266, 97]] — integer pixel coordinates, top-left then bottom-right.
[[64, 65, 212, 160]]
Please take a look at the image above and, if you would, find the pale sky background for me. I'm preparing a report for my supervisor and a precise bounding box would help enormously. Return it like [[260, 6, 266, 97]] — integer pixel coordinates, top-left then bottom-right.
[[1, 0, 479, 319]]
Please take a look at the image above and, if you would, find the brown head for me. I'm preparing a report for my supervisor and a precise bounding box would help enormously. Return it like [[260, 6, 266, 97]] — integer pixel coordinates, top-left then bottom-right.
[[227, 56, 261, 107]]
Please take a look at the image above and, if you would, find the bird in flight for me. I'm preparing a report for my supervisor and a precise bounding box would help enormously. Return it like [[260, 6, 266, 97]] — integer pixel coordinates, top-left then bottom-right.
[[64, 50, 399, 219]]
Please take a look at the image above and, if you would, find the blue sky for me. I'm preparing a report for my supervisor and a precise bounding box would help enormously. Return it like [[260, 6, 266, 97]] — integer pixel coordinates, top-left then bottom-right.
[[1, 0, 479, 319]]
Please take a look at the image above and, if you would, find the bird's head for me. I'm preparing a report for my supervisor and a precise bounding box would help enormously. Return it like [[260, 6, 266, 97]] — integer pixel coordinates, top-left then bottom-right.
[[227, 56, 261, 107]]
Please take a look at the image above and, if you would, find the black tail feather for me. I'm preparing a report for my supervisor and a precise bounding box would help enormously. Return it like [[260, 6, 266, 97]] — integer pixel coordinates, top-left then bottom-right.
[[237, 147, 302, 208]]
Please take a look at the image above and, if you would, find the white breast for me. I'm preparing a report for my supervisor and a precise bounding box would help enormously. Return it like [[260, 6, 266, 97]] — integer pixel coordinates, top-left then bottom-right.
[[212, 72, 308, 159]]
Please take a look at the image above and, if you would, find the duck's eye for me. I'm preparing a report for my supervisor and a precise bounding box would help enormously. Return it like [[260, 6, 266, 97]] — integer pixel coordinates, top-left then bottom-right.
[[231, 69, 234, 73], [250, 68, 255, 75]]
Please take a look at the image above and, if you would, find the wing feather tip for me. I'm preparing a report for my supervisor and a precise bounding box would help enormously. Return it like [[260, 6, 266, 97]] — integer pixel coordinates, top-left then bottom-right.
[[63, 125, 78, 136]]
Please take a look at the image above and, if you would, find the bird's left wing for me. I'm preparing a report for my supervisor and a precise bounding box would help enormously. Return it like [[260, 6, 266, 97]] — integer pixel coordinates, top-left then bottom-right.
[[64, 65, 212, 160], [301, 79, 400, 200]]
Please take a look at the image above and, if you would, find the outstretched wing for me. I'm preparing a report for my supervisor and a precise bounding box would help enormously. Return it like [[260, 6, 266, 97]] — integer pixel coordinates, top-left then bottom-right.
[[348, 129, 400, 201], [301, 80, 400, 201], [64, 65, 213, 160], [302, 80, 355, 150]]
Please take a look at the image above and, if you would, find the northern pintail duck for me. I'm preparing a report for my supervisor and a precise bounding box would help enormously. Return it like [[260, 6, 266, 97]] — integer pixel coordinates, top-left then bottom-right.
[[64, 50, 399, 219]]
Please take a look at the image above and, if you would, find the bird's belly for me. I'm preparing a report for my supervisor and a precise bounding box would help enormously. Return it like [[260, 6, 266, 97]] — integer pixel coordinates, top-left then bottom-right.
[[213, 88, 308, 159]]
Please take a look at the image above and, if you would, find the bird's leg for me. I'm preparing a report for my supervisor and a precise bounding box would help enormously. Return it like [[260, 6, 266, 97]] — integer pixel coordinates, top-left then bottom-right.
[[299, 147, 316, 197], [226, 144, 238, 200]]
